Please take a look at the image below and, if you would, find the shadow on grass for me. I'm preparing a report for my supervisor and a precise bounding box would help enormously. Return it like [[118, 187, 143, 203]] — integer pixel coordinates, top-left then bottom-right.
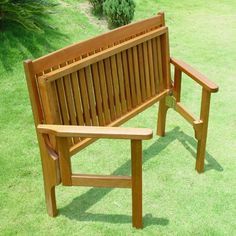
[[0, 21, 67, 72], [60, 127, 222, 226]]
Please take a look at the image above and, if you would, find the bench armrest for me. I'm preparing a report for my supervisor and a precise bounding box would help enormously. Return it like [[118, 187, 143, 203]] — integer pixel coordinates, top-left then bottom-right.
[[38, 125, 153, 140], [170, 57, 219, 93]]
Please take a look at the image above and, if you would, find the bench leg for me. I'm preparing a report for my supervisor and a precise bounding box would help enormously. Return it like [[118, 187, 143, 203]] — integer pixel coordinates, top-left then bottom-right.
[[157, 97, 169, 136], [40, 149, 59, 217], [131, 140, 143, 229], [195, 89, 211, 173], [44, 184, 57, 217]]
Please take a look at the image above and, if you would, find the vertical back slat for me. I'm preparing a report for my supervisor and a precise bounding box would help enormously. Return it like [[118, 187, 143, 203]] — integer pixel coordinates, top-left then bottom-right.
[[110, 55, 122, 118], [55, 77, 73, 146], [116, 53, 128, 114], [71, 71, 84, 125], [64, 75, 77, 126], [85, 66, 99, 126], [147, 40, 155, 96], [56, 78, 70, 125], [137, 44, 146, 101], [121, 51, 132, 111], [151, 38, 160, 93], [51, 81, 63, 124], [127, 48, 137, 107], [104, 58, 116, 120], [160, 31, 171, 89], [132, 46, 142, 105], [91, 63, 105, 125], [143, 42, 151, 98], [63, 74, 78, 143], [78, 69, 91, 125], [98, 61, 111, 124], [156, 37, 164, 91]]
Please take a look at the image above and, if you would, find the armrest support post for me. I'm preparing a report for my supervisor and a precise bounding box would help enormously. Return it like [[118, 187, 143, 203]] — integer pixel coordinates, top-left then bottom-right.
[[56, 137, 72, 186], [173, 67, 182, 102]]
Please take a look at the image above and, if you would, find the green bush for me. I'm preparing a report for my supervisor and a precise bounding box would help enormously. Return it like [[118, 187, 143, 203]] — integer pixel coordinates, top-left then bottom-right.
[[103, 0, 135, 28], [89, 0, 105, 16], [0, 0, 55, 33]]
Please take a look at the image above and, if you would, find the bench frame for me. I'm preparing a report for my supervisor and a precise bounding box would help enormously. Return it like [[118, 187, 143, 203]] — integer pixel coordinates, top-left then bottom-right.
[[24, 12, 218, 228]]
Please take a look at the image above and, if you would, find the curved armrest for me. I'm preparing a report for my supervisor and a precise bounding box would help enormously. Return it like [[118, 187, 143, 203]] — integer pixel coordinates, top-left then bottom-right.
[[170, 57, 219, 93], [38, 125, 153, 140]]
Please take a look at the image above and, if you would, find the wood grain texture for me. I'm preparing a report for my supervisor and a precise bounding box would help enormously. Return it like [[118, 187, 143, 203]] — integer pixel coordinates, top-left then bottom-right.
[[131, 140, 143, 229], [71, 174, 131, 188], [56, 137, 72, 186], [33, 15, 163, 73], [24, 13, 219, 228], [37, 27, 167, 83], [38, 125, 153, 140], [70, 89, 169, 156], [170, 57, 219, 92]]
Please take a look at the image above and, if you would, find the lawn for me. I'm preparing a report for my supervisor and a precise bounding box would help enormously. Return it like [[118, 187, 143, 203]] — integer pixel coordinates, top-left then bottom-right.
[[1, 0, 236, 235]]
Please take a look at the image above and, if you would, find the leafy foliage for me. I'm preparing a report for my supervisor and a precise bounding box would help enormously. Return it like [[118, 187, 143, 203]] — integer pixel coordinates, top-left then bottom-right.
[[0, 0, 55, 33], [103, 0, 135, 28], [89, 0, 105, 16]]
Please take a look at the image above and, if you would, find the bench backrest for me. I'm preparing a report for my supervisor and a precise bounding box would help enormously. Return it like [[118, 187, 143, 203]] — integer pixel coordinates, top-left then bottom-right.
[[24, 13, 171, 153]]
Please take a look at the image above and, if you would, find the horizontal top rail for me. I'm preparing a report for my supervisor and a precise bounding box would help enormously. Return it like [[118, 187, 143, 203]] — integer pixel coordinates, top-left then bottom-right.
[[32, 14, 163, 74], [38, 26, 167, 83]]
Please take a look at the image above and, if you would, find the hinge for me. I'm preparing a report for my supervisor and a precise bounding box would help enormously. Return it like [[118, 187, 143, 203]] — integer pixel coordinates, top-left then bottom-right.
[[165, 95, 176, 110]]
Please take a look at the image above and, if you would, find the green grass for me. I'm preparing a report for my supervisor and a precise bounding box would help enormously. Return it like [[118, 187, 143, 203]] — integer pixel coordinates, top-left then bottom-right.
[[1, 0, 236, 235]]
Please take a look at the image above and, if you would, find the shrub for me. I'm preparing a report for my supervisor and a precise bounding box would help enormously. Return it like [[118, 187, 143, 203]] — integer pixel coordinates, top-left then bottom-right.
[[103, 0, 135, 28], [89, 0, 105, 16], [0, 0, 55, 33]]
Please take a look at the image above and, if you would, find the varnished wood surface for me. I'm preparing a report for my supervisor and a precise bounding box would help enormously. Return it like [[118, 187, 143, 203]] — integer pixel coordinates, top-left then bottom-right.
[[38, 125, 153, 140], [33, 14, 163, 73], [38, 27, 167, 83], [71, 174, 132, 188], [24, 12, 219, 228], [170, 57, 219, 92]]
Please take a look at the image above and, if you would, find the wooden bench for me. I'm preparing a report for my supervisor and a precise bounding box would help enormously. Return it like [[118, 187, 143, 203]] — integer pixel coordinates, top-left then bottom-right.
[[24, 12, 218, 228]]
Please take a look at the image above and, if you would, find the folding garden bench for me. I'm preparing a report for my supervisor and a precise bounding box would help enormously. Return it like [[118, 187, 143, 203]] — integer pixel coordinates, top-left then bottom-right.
[[24, 12, 218, 228]]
